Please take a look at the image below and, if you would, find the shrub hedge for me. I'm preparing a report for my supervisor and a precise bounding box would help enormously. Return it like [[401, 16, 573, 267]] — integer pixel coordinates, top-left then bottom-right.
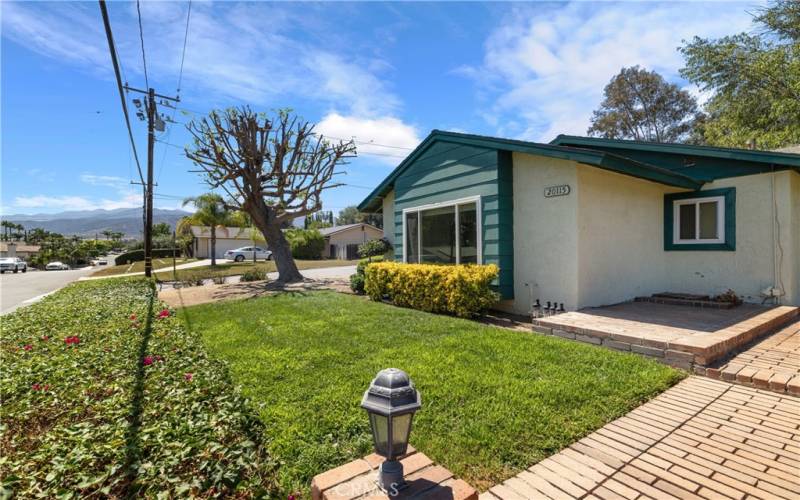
[[114, 248, 181, 265], [0, 278, 274, 497], [364, 262, 499, 317], [285, 229, 324, 259]]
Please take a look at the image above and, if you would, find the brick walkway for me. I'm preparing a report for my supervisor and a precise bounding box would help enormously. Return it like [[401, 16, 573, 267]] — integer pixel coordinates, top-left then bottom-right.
[[703, 321, 800, 395], [481, 377, 800, 500]]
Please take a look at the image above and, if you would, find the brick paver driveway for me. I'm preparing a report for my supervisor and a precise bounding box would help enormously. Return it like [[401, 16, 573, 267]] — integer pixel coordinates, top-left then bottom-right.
[[482, 377, 799, 499]]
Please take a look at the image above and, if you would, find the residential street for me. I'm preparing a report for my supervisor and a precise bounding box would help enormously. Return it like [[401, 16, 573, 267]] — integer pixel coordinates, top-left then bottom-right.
[[0, 266, 97, 315]]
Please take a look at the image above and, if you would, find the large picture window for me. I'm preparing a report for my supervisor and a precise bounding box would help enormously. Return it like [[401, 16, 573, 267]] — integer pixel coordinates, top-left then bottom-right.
[[664, 188, 735, 251], [403, 197, 481, 264]]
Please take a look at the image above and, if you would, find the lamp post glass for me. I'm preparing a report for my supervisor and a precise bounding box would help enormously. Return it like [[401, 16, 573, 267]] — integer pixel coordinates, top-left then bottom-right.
[[361, 368, 421, 492]]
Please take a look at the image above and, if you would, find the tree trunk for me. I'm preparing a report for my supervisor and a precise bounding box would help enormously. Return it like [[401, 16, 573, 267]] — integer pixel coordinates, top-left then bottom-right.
[[251, 213, 303, 283], [210, 226, 217, 267]]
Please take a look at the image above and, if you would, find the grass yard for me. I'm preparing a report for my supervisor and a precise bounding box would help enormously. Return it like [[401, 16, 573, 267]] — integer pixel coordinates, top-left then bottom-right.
[[154, 259, 353, 281], [91, 257, 197, 276], [182, 291, 684, 495]]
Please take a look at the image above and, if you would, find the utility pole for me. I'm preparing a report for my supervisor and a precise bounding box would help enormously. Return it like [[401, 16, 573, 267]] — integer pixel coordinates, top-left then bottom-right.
[[144, 88, 155, 277], [124, 84, 178, 278]]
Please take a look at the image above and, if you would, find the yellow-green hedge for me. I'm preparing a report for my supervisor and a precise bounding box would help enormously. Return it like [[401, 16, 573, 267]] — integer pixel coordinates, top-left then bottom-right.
[[364, 262, 499, 317]]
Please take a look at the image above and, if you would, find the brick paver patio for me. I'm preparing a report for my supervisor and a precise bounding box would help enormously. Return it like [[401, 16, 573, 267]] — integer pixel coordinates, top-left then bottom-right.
[[704, 321, 800, 396], [481, 377, 799, 500]]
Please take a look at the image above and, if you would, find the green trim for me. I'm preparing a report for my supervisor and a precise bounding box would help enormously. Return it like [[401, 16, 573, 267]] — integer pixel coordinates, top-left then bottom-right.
[[358, 130, 704, 211], [551, 135, 800, 168], [664, 188, 736, 251]]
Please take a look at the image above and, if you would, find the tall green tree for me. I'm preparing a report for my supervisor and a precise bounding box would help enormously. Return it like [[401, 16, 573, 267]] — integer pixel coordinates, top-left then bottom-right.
[[588, 66, 701, 143], [336, 205, 382, 229], [680, 1, 800, 149], [182, 193, 236, 266]]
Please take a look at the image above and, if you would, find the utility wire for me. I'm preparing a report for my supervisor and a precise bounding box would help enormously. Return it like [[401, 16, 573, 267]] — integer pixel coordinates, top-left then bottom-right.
[[98, 0, 145, 186], [136, 0, 149, 89]]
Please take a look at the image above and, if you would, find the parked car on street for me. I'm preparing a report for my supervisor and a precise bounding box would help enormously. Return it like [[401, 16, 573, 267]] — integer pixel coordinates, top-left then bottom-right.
[[45, 261, 70, 271], [91, 259, 108, 266], [0, 257, 27, 273], [224, 246, 272, 262]]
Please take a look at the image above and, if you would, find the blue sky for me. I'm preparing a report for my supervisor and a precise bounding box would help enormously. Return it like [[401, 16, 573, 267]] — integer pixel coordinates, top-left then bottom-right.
[[1, 1, 758, 216]]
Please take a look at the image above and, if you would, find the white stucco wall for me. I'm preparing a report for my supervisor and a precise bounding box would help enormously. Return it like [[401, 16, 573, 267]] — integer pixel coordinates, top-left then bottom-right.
[[509, 153, 580, 314], [382, 191, 395, 245], [661, 170, 799, 305], [508, 153, 799, 313]]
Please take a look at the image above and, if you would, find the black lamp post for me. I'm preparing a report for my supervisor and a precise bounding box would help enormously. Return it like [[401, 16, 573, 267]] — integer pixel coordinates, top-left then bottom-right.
[[361, 368, 422, 492]]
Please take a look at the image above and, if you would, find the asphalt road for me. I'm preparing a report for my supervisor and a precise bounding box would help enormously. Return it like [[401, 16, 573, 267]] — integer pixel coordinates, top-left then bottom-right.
[[0, 265, 99, 315]]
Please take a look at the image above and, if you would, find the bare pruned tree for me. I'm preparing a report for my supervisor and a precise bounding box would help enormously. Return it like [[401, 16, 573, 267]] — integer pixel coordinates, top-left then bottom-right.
[[185, 107, 356, 282]]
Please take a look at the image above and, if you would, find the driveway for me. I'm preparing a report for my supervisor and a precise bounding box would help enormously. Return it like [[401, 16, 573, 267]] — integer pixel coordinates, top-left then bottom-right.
[[0, 266, 97, 314]]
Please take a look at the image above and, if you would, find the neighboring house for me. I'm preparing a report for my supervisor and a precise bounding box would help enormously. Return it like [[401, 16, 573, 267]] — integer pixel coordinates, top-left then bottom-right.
[[0, 242, 41, 260], [190, 226, 257, 259], [318, 223, 383, 260], [358, 130, 800, 314]]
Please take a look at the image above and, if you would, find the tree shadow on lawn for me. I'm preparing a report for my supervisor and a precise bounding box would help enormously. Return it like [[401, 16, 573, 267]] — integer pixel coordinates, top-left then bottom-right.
[[122, 286, 155, 494]]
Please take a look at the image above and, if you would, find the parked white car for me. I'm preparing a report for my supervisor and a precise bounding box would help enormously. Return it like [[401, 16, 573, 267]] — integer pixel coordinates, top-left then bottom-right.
[[0, 257, 27, 273], [91, 259, 108, 266], [45, 261, 70, 271], [224, 246, 272, 262]]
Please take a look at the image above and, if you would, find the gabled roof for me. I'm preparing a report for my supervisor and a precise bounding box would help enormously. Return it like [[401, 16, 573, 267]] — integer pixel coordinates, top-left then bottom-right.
[[550, 135, 800, 182], [317, 223, 381, 237], [358, 130, 704, 211]]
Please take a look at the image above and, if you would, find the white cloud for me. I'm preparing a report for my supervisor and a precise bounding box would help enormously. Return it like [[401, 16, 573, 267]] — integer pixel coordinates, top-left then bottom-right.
[[316, 113, 419, 165], [462, 2, 756, 142], [1, 2, 401, 118], [80, 174, 129, 188], [13, 193, 141, 211]]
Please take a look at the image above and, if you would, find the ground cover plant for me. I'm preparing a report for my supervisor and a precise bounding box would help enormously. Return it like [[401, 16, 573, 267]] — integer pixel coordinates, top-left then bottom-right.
[[182, 291, 684, 495], [154, 259, 352, 282], [0, 278, 274, 498]]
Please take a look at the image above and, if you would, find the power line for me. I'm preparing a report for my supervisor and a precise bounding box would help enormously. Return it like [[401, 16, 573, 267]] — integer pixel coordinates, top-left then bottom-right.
[[136, 0, 149, 89], [98, 0, 145, 186], [176, 0, 192, 94]]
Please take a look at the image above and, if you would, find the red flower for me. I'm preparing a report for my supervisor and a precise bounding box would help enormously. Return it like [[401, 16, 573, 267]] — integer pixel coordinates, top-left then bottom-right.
[[288, 495, 295, 500], [143, 356, 154, 366], [32, 383, 41, 391], [64, 336, 80, 345], [43, 384, 50, 391], [129, 314, 137, 321], [158, 309, 170, 319], [184, 372, 193, 381], [23, 344, 33, 351]]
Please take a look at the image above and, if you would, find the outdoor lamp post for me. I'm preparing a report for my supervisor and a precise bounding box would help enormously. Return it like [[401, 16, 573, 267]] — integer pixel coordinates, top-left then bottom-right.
[[361, 368, 422, 492]]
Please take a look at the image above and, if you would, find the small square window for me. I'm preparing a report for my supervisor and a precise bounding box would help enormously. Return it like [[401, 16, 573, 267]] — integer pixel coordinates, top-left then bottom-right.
[[665, 188, 735, 251]]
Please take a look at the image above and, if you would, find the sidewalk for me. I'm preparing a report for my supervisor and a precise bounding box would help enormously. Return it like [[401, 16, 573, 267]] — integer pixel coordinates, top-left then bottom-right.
[[482, 377, 799, 499], [80, 259, 214, 280]]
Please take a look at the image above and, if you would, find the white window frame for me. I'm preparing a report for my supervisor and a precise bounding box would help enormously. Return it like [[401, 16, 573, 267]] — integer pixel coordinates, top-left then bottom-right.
[[672, 195, 725, 244], [402, 195, 482, 264]]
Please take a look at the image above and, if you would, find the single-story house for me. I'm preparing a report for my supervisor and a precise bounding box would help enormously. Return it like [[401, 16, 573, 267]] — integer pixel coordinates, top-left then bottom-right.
[[358, 130, 800, 314], [0, 242, 41, 260], [319, 223, 383, 260], [190, 226, 258, 259]]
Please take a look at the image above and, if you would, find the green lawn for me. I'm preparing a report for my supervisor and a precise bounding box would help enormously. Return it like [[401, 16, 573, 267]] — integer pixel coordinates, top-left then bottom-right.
[[91, 257, 197, 276], [154, 259, 353, 281], [181, 292, 683, 495]]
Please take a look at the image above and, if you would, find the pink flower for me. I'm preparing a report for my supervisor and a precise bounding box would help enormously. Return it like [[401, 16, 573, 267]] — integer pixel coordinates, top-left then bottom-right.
[[143, 356, 154, 366], [184, 372, 193, 381], [130, 314, 137, 321], [23, 344, 33, 351], [158, 309, 170, 319], [288, 495, 295, 500]]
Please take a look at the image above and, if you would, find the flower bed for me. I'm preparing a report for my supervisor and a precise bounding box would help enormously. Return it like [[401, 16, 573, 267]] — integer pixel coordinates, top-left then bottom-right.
[[0, 278, 274, 497]]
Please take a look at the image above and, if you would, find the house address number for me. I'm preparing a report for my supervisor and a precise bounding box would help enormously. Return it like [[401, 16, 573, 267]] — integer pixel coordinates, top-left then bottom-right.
[[544, 184, 570, 198]]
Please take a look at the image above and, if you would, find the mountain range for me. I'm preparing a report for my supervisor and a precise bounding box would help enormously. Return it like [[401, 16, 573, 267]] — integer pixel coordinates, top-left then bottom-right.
[[3, 208, 193, 238]]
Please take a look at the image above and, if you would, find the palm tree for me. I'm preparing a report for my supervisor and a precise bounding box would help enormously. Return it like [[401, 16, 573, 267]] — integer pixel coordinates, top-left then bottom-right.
[[181, 193, 235, 266], [101, 230, 113, 240]]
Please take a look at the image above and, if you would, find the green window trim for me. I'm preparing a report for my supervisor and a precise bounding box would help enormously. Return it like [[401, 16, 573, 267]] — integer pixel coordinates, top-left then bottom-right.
[[664, 188, 736, 251]]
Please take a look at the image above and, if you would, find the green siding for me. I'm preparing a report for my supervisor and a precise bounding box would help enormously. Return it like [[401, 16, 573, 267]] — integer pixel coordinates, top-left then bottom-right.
[[393, 142, 514, 299]]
